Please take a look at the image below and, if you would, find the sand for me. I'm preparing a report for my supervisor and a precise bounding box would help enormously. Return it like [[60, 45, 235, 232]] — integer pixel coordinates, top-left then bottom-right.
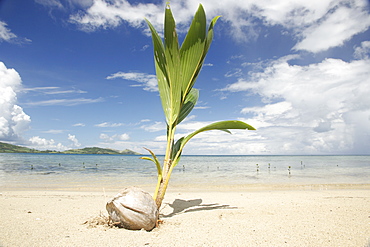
[[0, 184, 369, 247]]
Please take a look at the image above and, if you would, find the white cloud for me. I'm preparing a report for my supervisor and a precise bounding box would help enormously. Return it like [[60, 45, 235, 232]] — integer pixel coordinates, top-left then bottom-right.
[[28, 136, 66, 150], [141, 121, 166, 132], [22, 87, 96, 107], [22, 86, 59, 92], [0, 21, 31, 44], [29, 136, 54, 146], [354, 40, 370, 59], [35, 0, 94, 11], [0, 21, 17, 42], [73, 123, 86, 127], [69, 0, 163, 32], [27, 134, 82, 151], [69, 0, 370, 53], [35, 0, 64, 9], [41, 129, 66, 134], [24, 97, 104, 106], [106, 72, 158, 92], [194, 106, 210, 110], [293, 3, 370, 52], [0, 62, 31, 142], [225, 68, 243, 78], [140, 44, 149, 51], [179, 130, 265, 155], [99, 133, 130, 142], [68, 134, 81, 147], [99, 133, 110, 141], [222, 56, 370, 154], [95, 122, 123, 127], [116, 133, 130, 141], [23, 86, 87, 95], [68, 0, 94, 8]]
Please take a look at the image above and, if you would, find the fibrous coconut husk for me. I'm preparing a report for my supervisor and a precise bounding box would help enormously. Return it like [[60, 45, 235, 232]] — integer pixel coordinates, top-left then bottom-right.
[[106, 187, 158, 231]]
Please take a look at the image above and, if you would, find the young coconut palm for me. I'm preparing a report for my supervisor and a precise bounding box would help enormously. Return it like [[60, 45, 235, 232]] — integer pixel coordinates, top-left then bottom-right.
[[106, 4, 255, 231], [143, 3, 255, 209]]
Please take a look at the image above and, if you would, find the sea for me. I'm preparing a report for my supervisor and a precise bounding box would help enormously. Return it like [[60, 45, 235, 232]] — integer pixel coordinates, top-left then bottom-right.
[[0, 153, 369, 190]]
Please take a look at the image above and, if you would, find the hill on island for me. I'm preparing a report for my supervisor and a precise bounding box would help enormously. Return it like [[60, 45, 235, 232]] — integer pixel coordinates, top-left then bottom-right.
[[0, 141, 41, 153], [63, 147, 141, 155], [0, 141, 141, 155]]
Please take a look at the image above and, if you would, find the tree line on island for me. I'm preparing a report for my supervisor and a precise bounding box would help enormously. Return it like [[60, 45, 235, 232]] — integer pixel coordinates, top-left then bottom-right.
[[0, 141, 141, 155]]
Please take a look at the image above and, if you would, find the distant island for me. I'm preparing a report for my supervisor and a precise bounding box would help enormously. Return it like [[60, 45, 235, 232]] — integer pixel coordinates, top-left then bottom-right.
[[0, 141, 141, 155], [63, 147, 141, 155]]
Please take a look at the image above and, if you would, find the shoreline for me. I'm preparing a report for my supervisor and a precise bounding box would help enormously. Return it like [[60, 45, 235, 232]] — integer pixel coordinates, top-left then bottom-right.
[[1, 184, 369, 246], [1, 182, 370, 192]]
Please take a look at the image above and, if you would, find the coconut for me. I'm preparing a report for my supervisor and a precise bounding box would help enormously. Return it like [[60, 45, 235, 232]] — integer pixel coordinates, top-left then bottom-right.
[[106, 187, 158, 231]]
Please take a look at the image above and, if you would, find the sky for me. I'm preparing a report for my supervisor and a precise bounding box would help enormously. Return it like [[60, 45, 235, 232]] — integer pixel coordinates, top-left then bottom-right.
[[0, 0, 369, 155]]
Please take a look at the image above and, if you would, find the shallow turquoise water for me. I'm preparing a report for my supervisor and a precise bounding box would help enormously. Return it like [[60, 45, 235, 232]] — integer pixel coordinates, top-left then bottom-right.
[[0, 153, 369, 189]]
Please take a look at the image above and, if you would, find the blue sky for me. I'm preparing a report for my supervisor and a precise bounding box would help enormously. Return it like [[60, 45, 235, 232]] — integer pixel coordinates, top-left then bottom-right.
[[0, 0, 369, 155]]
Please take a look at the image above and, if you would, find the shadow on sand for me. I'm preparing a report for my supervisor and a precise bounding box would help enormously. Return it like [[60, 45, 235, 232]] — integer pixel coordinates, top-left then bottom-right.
[[162, 198, 237, 218]]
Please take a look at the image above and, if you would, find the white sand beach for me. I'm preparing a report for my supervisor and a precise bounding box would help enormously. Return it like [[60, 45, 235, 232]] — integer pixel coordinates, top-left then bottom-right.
[[0, 184, 369, 247]]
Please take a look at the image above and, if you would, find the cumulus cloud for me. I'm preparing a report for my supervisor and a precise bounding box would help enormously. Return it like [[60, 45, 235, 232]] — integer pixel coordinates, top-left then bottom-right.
[[26, 134, 81, 151], [68, 134, 81, 147], [0, 62, 31, 142], [222, 56, 370, 154], [0, 62, 82, 150], [106, 72, 158, 92], [28, 136, 66, 150], [69, 0, 370, 53]]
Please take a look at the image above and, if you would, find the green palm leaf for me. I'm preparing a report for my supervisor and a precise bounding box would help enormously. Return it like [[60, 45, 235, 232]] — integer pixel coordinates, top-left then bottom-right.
[[145, 19, 172, 124], [177, 88, 199, 124], [180, 4, 207, 96], [183, 120, 255, 144], [141, 147, 162, 176], [146, 4, 221, 127], [164, 6, 182, 126], [171, 121, 256, 166]]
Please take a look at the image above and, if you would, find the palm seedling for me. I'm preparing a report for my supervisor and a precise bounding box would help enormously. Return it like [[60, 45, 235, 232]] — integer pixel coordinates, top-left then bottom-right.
[[106, 4, 255, 231], [143, 3, 255, 209]]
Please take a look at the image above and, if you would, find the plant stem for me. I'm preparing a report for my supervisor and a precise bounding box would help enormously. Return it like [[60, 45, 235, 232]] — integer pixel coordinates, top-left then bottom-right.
[[155, 160, 176, 208], [153, 125, 176, 209], [153, 174, 162, 200]]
